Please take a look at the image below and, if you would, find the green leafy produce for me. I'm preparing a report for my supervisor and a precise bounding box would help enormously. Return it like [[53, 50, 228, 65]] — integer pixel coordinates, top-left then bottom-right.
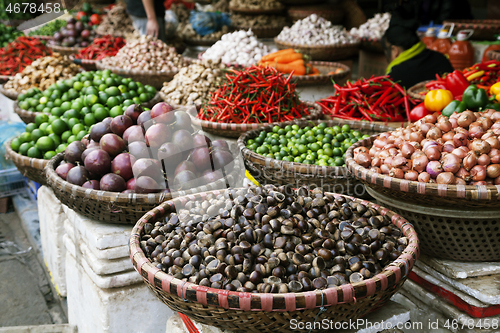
[[12, 70, 156, 159], [28, 19, 67, 36], [246, 123, 370, 167], [0, 23, 24, 47]]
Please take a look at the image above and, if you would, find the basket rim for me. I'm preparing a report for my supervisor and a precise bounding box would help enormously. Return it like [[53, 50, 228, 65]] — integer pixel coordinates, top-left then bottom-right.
[[129, 188, 419, 311], [48, 44, 84, 52], [191, 102, 322, 131], [285, 61, 350, 83], [232, 23, 287, 31], [237, 118, 393, 176], [95, 61, 181, 76], [45, 152, 244, 205], [345, 133, 500, 201], [229, 4, 285, 14], [5, 137, 48, 169], [407, 80, 431, 100], [274, 38, 361, 50], [69, 54, 99, 65], [0, 83, 19, 100]]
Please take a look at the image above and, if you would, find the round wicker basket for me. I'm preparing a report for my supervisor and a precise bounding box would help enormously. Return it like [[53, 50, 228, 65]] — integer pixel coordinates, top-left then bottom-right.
[[191, 102, 322, 138], [237, 119, 392, 195], [95, 61, 179, 90], [45, 153, 243, 224], [129, 188, 419, 333], [359, 37, 384, 53], [48, 44, 84, 56], [13, 92, 162, 124], [346, 133, 500, 208], [274, 39, 360, 61], [368, 186, 500, 262], [183, 36, 220, 46], [0, 84, 19, 100], [288, 61, 350, 87], [229, 5, 285, 15], [234, 24, 286, 39], [443, 19, 500, 41], [5, 138, 48, 185], [69, 54, 98, 71], [407, 80, 430, 102], [287, 5, 344, 24], [30, 35, 52, 41]]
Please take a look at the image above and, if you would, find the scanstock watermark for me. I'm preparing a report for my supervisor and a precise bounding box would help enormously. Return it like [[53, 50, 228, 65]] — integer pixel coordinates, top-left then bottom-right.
[[6, 0, 79, 31], [290, 318, 424, 331], [249, 167, 368, 197]]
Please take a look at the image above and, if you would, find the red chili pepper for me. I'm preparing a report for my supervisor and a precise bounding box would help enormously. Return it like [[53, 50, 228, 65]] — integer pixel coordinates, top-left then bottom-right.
[[74, 35, 126, 61]]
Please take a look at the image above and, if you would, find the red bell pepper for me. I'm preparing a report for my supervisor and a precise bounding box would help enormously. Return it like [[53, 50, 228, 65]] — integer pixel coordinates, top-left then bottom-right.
[[445, 70, 470, 97], [409, 102, 432, 122]]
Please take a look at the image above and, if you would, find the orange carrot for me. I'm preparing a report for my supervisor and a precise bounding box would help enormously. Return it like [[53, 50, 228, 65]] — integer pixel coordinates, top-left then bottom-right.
[[309, 67, 320, 75], [275, 62, 306, 75], [260, 48, 294, 62], [275, 52, 303, 64], [287, 59, 305, 67]]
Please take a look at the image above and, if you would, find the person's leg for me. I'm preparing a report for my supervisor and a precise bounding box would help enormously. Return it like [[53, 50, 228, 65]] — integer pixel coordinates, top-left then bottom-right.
[[129, 14, 148, 36]]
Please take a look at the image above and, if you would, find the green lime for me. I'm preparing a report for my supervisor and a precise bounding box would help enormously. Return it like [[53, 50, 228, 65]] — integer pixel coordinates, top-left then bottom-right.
[[128, 81, 138, 91], [27, 146, 42, 158], [106, 96, 119, 108], [67, 118, 80, 129], [145, 85, 156, 94], [60, 101, 72, 112], [19, 142, 32, 156], [31, 129, 45, 142], [36, 136, 55, 151], [48, 133, 61, 147], [73, 81, 84, 91], [35, 113, 49, 127], [18, 93, 26, 101], [85, 94, 99, 106], [71, 100, 84, 112], [43, 151, 57, 160], [132, 97, 141, 104], [50, 119, 67, 138], [19, 132, 31, 144], [56, 143, 67, 153], [105, 77, 116, 86], [67, 135, 77, 144], [342, 124, 351, 133], [10, 138, 22, 152], [94, 107, 109, 121], [72, 123, 85, 136], [64, 109, 80, 119], [109, 105, 123, 117], [39, 96, 48, 104], [61, 130, 72, 142], [51, 107, 63, 117], [105, 86, 120, 96], [76, 130, 87, 141], [19, 101, 30, 110], [84, 113, 96, 126], [36, 104, 45, 112], [25, 123, 37, 133]]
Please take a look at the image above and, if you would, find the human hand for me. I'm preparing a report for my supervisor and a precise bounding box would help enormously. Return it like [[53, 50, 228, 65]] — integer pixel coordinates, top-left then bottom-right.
[[146, 17, 159, 38]]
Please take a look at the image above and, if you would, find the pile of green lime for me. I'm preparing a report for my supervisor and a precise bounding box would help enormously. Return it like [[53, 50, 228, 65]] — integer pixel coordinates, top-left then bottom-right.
[[10, 69, 156, 159], [246, 123, 370, 167], [0, 23, 24, 47]]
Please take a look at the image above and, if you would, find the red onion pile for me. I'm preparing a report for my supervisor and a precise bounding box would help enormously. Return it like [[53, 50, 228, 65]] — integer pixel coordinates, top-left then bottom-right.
[[353, 109, 500, 185]]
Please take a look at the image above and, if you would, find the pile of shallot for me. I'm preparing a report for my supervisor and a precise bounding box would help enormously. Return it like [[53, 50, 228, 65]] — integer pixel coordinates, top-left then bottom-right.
[[101, 35, 187, 72], [353, 110, 500, 185]]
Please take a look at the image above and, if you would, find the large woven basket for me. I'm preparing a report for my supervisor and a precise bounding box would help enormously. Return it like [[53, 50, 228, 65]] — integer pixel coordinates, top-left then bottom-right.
[[237, 119, 392, 195], [0, 84, 19, 100], [14, 93, 161, 124], [5, 138, 48, 185], [45, 153, 243, 224], [443, 19, 500, 41], [69, 54, 98, 71], [359, 37, 384, 53], [95, 62, 178, 89], [274, 39, 360, 61], [289, 61, 350, 87], [48, 44, 84, 56], [287, 5, 344, 24], [346, 134, 500, 208], [407, 80, 430, 102], [183, 36, 221, 46], [190, 102, 322, 138], [234, 24, 286, 39], [229, 5, 285, 15], [129, 188, 419, 333], [368, 187, 500, 262]]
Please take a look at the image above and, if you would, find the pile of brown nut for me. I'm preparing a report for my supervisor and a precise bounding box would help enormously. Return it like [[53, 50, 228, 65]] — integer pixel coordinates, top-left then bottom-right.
[[4, 54, 80, 93], [229, 0, 283, 10], [230, 14, 288, 28], [141, 185, 407, 293], [160, 59, 225, 105]]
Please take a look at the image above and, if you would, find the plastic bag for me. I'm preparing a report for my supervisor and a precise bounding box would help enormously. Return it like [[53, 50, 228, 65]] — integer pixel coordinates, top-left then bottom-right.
[[189, 10, 231, 37]]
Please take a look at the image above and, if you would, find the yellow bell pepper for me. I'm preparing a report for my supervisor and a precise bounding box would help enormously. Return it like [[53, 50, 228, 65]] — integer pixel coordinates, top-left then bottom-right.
[[424, 89, 454, 112], [490, 82, 500, 96]]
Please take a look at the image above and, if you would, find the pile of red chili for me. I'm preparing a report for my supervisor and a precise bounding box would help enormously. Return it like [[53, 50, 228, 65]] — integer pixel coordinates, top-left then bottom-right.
[[199, 66, 309, 124], [74, 35, 126, 61], [0, 37, 52, 75], [317, 76, 415, 122]]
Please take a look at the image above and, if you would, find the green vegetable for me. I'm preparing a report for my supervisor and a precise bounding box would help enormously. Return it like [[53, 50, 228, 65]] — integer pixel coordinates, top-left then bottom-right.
[[462, 85, 488, 110], [28, 19, 67, 36], [441, 100, 466, 117], [0, 23, 23, 45], [247, 123, 369, 167], [484, 103, 500, 111]]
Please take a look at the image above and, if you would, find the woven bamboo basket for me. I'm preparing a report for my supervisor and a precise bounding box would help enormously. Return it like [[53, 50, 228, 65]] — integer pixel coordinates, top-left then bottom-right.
[[229, 5, 285, 15], [443, 19, 500, 41], [274, 39, 360, 61], [48, 44, 84, 56], [69, 54, 98, 71], [190, 102, 322, 138], [95, 61, 179, 89], [45, 153, 243, 224], [346, 134, 500, 208], [0, 84, 19, 100], [129, 188, 419, 333], [14, 93, 161, 124], [5, 138, 48, 185], [30, 35, 52, 41], [359, 37, 384, 53], [237, 119, 392, 195], [407, 80, 430, 102], [234, 24, 286, 39], [183, 36, 220, 46], [287, 5, 344, 24], [367, 187, 500, 262], [288, 61, 350, 87], [0, 75, 12, 84]]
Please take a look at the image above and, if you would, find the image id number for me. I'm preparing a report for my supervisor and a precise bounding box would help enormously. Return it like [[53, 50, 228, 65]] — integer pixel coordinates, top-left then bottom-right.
[[6, 2, 62, 13]]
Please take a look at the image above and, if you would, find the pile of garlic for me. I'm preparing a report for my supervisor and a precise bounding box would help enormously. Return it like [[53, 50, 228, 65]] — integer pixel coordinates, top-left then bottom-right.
[[350, 13, 391, 39]]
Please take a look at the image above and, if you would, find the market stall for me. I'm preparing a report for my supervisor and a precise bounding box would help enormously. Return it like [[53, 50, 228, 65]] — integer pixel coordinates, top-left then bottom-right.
[[2, 3, 500, 333]]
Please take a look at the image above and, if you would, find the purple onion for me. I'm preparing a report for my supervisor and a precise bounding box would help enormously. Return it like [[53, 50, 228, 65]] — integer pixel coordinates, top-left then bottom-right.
[[426, 161, 443, 179]]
